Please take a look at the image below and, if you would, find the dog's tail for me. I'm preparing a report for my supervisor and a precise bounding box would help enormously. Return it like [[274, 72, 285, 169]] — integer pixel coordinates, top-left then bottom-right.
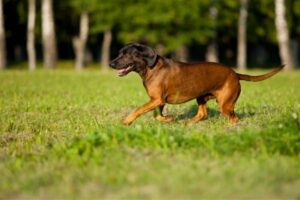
[[237, 65, 285, 82]]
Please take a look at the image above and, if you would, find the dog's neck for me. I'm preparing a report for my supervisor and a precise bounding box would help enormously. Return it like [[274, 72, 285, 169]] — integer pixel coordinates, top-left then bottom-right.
[[138, 56, 168, 81]]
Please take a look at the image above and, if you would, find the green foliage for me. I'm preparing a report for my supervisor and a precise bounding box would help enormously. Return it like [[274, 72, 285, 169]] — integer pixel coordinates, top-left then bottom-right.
[[118, 0, 214, 52], [215, 0, 239, 40], [68, 0, 94, 13], [289, 0, 300, 36], [11, 0, 300, 55], [89, 0, 123, 33], [0, 67, 300, 199], [248, 0, 277, 43], [16, 1, 27, 24]]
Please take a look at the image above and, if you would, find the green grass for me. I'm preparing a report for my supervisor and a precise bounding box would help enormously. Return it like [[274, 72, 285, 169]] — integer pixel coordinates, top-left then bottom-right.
[[0, 68, 300, 199]]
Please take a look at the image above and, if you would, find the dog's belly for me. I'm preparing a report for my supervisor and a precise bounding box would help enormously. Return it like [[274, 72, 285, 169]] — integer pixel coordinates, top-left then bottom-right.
[[165, 86, 208, 104], [166, 95, 196, 104]]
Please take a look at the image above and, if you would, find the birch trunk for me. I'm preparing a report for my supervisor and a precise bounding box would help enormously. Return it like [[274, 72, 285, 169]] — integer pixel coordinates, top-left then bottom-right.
[[275, 0, 295, 70], [101, 29, 112, 70], [237, 0, 248, 70], [0, 0, 6, 69], [206, 5, 219, 62], [73, 12, 89, 71], [155, 44, 165, 56], [42, 0, 57, 69], [174, 46, 188, 62], [206, 40, 218, 62], [27, 0, 36, 71]]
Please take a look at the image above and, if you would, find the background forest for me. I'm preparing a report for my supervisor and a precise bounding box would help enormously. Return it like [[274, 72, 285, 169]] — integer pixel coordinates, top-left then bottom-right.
[[0, 0, 299, 70]]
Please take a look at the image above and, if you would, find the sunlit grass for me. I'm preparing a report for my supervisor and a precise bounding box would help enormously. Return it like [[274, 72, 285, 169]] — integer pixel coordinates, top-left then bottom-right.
[[0, 68, 300, 199]]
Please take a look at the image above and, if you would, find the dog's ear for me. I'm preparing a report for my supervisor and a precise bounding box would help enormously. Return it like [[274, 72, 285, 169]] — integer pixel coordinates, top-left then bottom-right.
[[136, 44, 158, 68]]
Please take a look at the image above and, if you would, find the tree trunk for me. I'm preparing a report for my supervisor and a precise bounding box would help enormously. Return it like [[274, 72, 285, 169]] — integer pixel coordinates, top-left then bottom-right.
[[0, 0, 6, 69], [206, 5, 219, 62], [42, 0, 57, 69], [174, 45, 188, 62], [155, 44, 165, 56], [206, 40, 218, 62], [101, 29, 112, 70], [237, 0, 248, 70], [27, 0, 36, 71], [275, 0, 295, 70], [73, 12, 89, 71]]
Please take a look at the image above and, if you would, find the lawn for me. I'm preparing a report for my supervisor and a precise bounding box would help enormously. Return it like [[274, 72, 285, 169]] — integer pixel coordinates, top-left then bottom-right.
[[0, 68, 300, 199]]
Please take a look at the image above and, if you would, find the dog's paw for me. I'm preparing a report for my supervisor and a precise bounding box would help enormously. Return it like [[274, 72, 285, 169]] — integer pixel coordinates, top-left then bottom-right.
[[122, 117, 133, 125], [184, 116, 206, 125], [155, 115, 176, 123]]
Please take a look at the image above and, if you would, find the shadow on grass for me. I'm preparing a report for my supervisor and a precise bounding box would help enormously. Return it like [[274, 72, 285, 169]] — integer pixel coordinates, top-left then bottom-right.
[[177, 105, 219, 120], [177, 104, 256, 121]]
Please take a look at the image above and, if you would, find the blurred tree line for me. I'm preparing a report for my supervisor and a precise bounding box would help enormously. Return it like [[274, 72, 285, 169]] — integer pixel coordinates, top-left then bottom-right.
[[0, 0, 299, 71]]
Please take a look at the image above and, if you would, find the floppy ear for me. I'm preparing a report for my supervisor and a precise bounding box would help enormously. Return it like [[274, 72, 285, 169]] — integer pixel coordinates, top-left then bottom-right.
[[136, 44, 158, 68]]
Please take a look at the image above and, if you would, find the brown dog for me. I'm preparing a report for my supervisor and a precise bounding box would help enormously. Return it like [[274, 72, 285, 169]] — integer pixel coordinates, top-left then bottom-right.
[[109, 43, 284, 125]]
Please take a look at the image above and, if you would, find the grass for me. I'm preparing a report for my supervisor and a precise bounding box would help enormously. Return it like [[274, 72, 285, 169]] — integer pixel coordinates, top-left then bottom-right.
[[0, 67, 300, 199]]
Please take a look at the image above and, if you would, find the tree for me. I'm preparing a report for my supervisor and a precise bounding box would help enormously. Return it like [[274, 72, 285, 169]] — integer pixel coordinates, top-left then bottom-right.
[[0, 0, 6, 69], [27, 0, 36, 71], [90, 0, 121, 70], [275, 0, 294, 70], [68, 0, 94, 70], [42, 0, 57, 69], [213, 0, 239, 63], [73, 12, 89, 70], [174, 46, 188, 62], [206, 4, 219, 62], [100, 29, 112, 69], [237, 0, 248, 70]]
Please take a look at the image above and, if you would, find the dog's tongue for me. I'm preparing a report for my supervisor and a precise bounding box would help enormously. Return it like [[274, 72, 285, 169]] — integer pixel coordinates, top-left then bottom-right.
[[116, 65, 132, 76], [117, 68, 128, 76], [117, 67, 128, 76]]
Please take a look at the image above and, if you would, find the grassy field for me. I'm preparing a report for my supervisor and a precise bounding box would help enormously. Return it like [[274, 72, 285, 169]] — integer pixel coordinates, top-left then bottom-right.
[[0, 68, 300, 199]]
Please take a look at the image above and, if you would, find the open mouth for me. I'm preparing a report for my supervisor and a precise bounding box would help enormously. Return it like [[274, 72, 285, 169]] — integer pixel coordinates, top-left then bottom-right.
[[116, 63, 135, 76]]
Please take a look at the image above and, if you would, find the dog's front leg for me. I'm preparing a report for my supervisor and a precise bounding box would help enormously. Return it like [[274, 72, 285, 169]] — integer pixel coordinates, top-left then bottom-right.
[[123, 99, 163, 125]]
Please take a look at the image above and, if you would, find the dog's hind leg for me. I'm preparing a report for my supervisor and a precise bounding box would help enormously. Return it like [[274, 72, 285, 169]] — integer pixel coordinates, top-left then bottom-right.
[[154, 105, 175, 122], [216, 82, 241, 124]]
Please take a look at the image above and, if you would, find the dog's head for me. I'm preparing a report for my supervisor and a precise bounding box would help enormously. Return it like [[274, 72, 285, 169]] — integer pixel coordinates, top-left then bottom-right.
[[109, 43, 158, 76]]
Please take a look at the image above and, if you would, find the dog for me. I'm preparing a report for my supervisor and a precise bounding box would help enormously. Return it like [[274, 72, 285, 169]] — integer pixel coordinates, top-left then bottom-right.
[[109, 43, 284, 125]]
